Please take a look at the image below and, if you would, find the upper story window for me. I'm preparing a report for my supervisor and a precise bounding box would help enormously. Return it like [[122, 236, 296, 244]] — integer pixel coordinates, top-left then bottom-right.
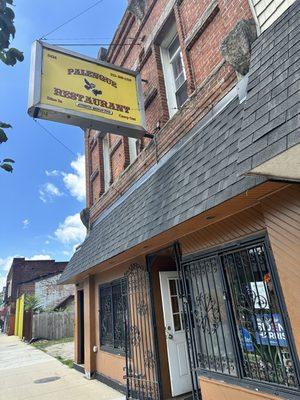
[[249, 0, 296, 33], [161, 26, 188, 117], [102, 134, 111, 192], [128, 137, 138, 164]]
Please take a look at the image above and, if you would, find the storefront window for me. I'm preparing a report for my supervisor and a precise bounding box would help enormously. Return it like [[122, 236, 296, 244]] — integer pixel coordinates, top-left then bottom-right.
[[223, 244, 297, 387], [99, 279, 126, 352], [184, 256, 237, 376], [182, 238, 299, 390]]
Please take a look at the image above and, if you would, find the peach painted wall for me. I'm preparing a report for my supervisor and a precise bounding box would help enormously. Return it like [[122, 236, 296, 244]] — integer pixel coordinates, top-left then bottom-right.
[[199, 377, 284, 400], [262, 185, 300, 358], [93, 256, 146, 385]]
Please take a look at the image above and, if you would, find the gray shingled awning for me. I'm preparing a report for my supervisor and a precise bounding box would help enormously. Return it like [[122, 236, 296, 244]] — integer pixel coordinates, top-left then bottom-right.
[[60, 1, 300, 284], [60, 93, 265, 283]]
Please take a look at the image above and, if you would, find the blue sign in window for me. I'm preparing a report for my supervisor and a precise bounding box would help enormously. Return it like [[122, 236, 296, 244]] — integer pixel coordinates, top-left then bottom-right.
[[239, 327, 254, 352], [253, 314, 287, 347]]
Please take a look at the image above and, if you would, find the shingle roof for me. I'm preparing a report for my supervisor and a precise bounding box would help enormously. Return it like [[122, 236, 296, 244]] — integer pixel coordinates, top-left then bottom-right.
[[60, 92, 264, 283], [238, 0, 300, 169], [60, 1, 300, 283]]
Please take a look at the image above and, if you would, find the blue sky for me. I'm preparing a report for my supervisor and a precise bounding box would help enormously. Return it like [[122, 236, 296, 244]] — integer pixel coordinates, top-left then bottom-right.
[[0, 0, 127, 288]]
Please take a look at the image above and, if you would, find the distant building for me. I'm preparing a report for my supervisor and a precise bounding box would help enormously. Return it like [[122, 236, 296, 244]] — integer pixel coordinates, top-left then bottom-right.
[[0, 288, 5, 332], [4, 258, 69, 335], [35, 273, 74, 311]]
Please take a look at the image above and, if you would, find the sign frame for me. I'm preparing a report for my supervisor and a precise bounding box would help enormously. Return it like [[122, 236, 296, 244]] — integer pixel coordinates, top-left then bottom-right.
[[28, 41, 147, 138]]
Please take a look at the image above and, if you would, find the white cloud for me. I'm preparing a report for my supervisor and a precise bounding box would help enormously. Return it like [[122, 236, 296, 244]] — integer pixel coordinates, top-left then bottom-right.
[[0, 256, 17, 290], [0, 256, 16, 273], [39, 182, 63, 203], [62, 154, 86, 202], [0, 276, 6, 291], [27, 255, 51, 261], [45, 169, 59, 177], [22, 219, 30, 229], [55, 213, 86, 245]]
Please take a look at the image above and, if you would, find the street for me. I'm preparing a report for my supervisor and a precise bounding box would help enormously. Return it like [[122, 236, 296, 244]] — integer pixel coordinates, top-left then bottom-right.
[[0, 335, 125, 400]]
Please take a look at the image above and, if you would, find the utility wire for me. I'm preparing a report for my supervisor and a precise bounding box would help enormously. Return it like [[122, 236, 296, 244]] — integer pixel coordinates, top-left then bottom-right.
[[34, 120, 77, 157], [50, 42, 141, 47], [40, 0, 105, 40], [45, 37, 136, 41]]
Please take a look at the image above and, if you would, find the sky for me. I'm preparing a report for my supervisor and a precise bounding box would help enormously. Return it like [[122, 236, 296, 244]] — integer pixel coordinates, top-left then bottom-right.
[[0, 0, 127, 289]]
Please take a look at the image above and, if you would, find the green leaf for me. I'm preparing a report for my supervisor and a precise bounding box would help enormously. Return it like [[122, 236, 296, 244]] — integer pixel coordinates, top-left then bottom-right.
[[0, 30, 10, 48], [0, 1, 6, 12], [3, 158, 14, 163], [0, 128, 8, 143], [4, 6, 15, 20], [3, 52, 16, 65], [0, 121, 12, 128], [1, 163, 13, 172], [0, 14, 15, 38], [7, 47, 24, 62]]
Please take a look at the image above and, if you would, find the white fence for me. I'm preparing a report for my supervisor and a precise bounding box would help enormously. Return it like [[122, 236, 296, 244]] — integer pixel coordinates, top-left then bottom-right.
[[32, 312, 74, 340]]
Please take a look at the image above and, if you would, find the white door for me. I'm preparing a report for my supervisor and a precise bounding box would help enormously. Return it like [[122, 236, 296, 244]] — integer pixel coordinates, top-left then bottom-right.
[[159, 271, 192, 397]]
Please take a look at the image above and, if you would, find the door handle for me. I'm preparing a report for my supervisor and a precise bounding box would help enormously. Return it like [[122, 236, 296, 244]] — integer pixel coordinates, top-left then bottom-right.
[[168, 333, 174, 340]]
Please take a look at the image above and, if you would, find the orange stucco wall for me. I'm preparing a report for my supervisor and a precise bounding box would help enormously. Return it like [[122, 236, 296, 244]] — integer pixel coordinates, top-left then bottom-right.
[[77, 184, 300, 397], [93, 255, 146, 385], [199, 377, 284, 400], [262, 185, 300, 357]]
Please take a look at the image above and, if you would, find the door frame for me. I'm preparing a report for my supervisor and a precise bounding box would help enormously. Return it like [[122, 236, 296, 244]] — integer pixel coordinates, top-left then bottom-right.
[[78, 289, 85, 365], [146, 243, 199, 399], [159, 270, 192, 397]]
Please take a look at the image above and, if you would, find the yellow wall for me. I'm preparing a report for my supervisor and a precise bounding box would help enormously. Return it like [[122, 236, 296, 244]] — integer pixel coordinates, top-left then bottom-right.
[[14, 295, 25, 338]]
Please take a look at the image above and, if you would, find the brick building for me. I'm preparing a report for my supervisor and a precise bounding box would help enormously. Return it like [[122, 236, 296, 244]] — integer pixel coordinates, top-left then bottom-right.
[[4, 258, 68, 334], [60, 1, 300, 400]]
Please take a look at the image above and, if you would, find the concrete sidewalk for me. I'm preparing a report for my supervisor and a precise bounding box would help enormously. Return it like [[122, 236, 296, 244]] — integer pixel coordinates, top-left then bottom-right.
[[0, 335, 125, 400]]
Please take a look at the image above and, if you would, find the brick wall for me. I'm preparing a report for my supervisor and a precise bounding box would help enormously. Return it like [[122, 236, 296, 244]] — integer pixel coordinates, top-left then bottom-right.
[[86, 0, 254, 216], [35, 274, 74, 311], [6, 258, 68, 303]]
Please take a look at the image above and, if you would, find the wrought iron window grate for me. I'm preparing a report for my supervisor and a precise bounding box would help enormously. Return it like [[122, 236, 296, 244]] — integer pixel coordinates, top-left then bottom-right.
[[181, 238, 299, 391], [99, 279, 127, 353], [222, 243, 297, 387]]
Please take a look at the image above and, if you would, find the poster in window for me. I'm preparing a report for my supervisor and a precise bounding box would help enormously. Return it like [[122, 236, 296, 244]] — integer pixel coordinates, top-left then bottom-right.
[[239, 327, 254, 352], [250, 281, 270, 309], [254, 314, 287, 347]]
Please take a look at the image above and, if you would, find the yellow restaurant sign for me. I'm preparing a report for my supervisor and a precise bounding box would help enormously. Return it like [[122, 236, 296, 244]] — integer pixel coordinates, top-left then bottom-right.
[[28, 41, 146, 138]]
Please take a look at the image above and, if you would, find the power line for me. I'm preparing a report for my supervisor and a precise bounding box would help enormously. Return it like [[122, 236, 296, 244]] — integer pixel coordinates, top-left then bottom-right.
[[34, 120, 77, 157], [49, 42, 141, 47], [45, 37, 136, 41], [40, 0, 105, 40]]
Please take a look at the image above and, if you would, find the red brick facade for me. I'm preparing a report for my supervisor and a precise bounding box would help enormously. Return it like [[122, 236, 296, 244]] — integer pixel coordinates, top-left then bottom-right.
[[85, 0, 254, 221], [4, 258, 68, 304]]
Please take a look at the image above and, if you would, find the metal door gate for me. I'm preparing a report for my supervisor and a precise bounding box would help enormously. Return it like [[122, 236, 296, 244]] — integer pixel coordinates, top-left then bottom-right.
[[124, 263, 161, 400], [174, 243, 201, 400]]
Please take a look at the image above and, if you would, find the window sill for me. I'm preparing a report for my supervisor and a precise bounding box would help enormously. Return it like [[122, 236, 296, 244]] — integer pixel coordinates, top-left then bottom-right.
[[99, 346, 125, 357], [198, 370, 300, 400]]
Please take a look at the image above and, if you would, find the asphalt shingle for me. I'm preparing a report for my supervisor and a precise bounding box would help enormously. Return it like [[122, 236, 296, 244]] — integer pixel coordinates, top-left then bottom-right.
[[60, 1, 300, 283]]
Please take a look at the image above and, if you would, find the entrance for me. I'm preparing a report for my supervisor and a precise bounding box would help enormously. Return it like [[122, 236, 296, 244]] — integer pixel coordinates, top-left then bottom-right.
[[78, 290, 85, 364], [159, 271, 192, 397]]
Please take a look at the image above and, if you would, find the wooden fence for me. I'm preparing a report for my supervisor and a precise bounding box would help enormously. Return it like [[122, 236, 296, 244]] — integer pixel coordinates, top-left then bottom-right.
[[32, 312, 74, 340]]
